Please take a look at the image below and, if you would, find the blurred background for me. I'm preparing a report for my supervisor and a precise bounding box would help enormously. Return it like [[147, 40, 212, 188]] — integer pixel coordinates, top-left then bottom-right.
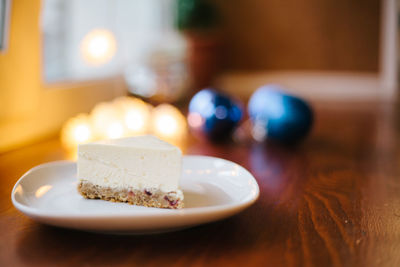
[[0, 0, 396, 154]]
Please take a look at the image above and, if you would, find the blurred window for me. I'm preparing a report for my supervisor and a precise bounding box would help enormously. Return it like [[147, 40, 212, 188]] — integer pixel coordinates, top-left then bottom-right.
[[42, 0, 175, 83]]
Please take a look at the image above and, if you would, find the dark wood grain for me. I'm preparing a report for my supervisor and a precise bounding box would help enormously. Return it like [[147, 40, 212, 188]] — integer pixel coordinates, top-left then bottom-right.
[[1, 102, 400, 267]]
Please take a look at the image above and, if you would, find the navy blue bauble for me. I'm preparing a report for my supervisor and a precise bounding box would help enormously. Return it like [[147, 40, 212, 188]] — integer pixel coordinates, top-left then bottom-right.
[[248, 85, 313, 144], [188, 89, 243, 141]]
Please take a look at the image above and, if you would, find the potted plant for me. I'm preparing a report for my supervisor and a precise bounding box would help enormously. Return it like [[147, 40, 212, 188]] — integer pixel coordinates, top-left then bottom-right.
[[175, 0, 222, 91]]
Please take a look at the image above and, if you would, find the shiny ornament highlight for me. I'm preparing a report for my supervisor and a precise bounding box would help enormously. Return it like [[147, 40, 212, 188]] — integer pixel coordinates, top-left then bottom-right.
[[188, 89, 243, 141], [248, 85, 313, 144]]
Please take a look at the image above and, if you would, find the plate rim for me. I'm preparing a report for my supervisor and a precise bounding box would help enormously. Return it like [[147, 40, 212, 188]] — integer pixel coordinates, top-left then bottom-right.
[[11, 155, 260, 220]]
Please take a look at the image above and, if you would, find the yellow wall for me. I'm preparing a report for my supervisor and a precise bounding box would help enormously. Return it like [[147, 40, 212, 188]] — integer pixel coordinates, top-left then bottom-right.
[[0, 0, 125, 152], [0, 0, 41, 120]]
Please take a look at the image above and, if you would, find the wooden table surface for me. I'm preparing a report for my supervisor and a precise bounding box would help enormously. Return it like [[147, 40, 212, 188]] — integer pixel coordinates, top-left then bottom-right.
[[1, 102, 400, 267]]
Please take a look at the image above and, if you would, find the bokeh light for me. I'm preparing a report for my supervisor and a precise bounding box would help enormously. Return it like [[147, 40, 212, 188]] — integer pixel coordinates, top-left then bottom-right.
[[151, 104, 187, 147], [113, 97, 151, 135], [106, 122, 124, 139], [73, 124, 91, 143], [60, 114, 94, 154], [80, 29, 117, 65], [91, 102, 125, 140]]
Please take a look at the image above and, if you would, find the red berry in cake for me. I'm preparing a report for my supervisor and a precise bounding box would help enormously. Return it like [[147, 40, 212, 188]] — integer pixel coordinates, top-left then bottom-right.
[[164, 196, 178, 206]]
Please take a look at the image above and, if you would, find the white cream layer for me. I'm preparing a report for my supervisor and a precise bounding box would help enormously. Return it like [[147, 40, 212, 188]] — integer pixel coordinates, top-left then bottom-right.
[[77, 135, 182, 192]]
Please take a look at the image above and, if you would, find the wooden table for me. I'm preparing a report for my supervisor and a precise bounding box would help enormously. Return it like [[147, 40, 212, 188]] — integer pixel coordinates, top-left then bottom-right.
[[1, 102, 400, 267]]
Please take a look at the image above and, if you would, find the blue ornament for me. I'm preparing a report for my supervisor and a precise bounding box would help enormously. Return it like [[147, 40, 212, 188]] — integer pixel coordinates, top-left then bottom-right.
[[188, 89, 243, 141], [248, 85, 313, 144]]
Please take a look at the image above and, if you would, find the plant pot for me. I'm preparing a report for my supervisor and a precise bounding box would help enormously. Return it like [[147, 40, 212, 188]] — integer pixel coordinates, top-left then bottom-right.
[[184, 31, 223, 92]]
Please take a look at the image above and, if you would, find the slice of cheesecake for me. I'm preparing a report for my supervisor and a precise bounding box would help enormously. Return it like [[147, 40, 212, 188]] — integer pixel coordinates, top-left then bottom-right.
[[77, 135, 184, 209]]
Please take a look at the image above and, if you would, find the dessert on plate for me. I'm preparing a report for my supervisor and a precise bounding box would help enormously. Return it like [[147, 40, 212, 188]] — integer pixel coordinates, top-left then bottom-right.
[[77, 135, 184, 209]]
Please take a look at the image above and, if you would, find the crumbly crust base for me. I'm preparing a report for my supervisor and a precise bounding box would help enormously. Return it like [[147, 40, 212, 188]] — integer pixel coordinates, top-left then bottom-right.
[[78, 181, 184, 209]]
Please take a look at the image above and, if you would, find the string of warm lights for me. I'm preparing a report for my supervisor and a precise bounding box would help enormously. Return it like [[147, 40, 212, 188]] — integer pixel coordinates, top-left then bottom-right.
[[61, 97, 187, 158], [61, 28, 189, 158]]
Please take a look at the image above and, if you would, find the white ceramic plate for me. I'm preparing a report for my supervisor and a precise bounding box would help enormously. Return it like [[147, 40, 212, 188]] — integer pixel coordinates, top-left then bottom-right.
[[11, 155, 259, 234]]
